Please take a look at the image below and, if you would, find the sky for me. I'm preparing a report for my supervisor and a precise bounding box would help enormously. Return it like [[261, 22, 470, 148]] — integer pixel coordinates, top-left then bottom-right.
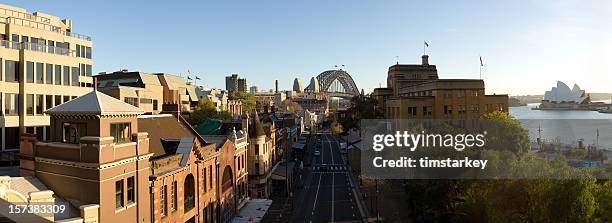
[[5, 0, 611, 95]]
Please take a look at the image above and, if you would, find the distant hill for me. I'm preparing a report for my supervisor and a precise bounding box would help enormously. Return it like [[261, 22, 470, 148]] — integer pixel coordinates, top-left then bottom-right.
[[509, 97, 527, 107], [511, 93, 612, 104], [511, 95, 543, 104], [589, 93, 612, 101]]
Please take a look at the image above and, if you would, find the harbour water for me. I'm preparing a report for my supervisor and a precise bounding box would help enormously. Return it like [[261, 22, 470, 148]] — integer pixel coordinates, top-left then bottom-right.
[[509, 100, 612, 150]]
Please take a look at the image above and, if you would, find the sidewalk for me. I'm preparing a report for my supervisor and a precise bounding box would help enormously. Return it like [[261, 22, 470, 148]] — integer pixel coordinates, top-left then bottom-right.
[[332, 134, 369, 223]]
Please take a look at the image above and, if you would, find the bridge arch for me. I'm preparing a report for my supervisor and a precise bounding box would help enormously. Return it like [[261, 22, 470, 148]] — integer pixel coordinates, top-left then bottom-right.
[[305, 69, 360, 97]]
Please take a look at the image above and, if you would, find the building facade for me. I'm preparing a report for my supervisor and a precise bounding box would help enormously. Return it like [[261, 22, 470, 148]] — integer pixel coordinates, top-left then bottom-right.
[[225, 74, 247, 97], [17, 91, 249, 223], [96, 71, 199, 114], [372, 55, 508, 119], [0, 4, 93, 155]]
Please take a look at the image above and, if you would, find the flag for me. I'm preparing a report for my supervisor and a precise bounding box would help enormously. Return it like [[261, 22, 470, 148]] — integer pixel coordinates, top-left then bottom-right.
[[187, 69, 191, 74], [480, 56, 483, 67], [195, 76, 201, 80], [187, 76, 192, 80], [424, 41, 429, 47]]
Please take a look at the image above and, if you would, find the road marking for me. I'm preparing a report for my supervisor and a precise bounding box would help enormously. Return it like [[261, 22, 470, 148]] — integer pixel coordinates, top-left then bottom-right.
[[332, 172, 335, 223], [312, 173, 322, 211]]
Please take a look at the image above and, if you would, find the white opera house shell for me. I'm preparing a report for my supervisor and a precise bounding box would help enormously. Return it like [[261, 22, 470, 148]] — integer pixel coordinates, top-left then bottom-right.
[[543, 81, 588, 104]]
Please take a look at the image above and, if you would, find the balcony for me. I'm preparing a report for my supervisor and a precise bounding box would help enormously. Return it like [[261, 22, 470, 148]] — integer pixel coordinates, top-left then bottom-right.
[[5, 17, 91, 41], [0, 40, 78, 57], [0, 7, 51, 24]]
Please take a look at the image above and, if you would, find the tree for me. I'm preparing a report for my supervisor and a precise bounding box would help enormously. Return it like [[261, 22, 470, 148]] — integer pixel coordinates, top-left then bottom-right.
[[338, 94, 383, 133], [188, 98, 231, 126], [481, 111, 531, 156], [234, 92, 256, 112]]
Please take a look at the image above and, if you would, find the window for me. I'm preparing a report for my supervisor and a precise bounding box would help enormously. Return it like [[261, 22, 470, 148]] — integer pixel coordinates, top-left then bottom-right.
[[35, 95, 43, 115], [86, 64, 92, 76], [45, 64, 53, 84], [63, 96, 70, 103], [71, 67, 79, 86], [76, 44, 81, 57], [26, 62, 34, 83], [26, 94, 34, 115], [139, 98, 152, 104], [423, 106, 433, 116], [171, 181, 177, 211], [407, 107, 417, 117], [116, 180, 124, 209], [255, 144, 259, 155], [54, 95, 62, 106], [458, 105, 466, 114], [63, 66, 70, 86], [209, 166, 213, 190], [48, 40, 55, 54], [80, 64, 85, 77], [5, 60, 18, 82], [63, 123, 86, 144], [45, 95, 53, 110], [36, 63, 43, 83], [160, 185, 167, 216], [203, 167, 207, 192], [153, 100, 158, 111], [444, 105, 453, 115], [4, 94, 18, 116], [55, 65, 61, 85], [111, 123, 131, 143], [85, 47, 92, 59], [124, 97, 138, 107], [127, 177, 135, 204]]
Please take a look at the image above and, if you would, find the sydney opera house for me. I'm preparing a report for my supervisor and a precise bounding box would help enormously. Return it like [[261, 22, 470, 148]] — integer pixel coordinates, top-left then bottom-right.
[[538, 81, 604, 110]]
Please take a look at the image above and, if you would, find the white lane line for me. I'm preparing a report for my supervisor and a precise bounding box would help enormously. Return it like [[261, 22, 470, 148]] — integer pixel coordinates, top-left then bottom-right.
[[312, 173, 323, 212], [331, 172, 335, 223], [327, 134, 335, 164]]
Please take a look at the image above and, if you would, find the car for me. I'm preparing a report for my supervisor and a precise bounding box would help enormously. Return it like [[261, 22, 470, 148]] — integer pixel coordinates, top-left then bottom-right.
[[314, 151, 321, 156]]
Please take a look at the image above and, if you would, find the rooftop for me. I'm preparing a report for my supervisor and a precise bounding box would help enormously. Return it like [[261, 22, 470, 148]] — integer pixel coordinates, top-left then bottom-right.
[[46, 91, 144, 116]]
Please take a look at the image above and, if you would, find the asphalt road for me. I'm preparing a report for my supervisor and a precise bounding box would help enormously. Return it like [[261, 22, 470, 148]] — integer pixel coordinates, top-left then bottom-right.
[[292, 132, 362, 223]]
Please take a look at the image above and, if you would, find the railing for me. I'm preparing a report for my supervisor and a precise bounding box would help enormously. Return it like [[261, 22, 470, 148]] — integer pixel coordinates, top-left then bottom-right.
[[6, 17, 91, 41], [0, 40, 77, 57], [0, 7, 51, 24]]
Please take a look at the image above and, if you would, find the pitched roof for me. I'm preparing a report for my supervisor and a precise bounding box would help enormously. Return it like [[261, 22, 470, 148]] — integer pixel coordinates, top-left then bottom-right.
[[249, 112, 266, 138], [46, 91, 144, 115]]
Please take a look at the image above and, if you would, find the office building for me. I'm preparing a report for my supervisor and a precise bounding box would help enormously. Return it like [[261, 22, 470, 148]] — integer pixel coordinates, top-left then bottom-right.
[[225, 74, 247, 96], [372, 55, 508, 119], [0, 4, 93, 156]]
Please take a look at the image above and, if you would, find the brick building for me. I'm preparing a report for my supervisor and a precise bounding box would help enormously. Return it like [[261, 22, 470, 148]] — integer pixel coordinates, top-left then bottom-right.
[[16, 91, 248, 223]]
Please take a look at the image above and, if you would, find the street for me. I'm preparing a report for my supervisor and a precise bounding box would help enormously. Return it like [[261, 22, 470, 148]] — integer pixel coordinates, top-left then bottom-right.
[[291, 132, 363, 223]]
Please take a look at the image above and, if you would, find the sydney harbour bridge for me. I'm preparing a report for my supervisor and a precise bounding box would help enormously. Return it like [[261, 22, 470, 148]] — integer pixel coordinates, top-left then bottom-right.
[[304, 69, 360, 99]]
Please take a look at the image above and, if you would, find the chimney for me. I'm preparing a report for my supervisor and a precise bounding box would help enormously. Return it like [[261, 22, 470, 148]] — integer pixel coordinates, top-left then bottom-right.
[[421, 55, 429, 65], [275, 80, 279, 93]]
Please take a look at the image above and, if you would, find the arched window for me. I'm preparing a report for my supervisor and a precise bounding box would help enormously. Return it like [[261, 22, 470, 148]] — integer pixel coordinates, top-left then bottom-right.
[[184, 174, 195, 211]]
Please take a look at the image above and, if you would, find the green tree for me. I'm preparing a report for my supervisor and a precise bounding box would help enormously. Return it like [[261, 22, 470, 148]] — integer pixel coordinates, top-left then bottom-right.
[[338, 94, 383, 133], [188, 98, 231, 126], [234, 92, 256, 112], [481, 111, 531, 156]]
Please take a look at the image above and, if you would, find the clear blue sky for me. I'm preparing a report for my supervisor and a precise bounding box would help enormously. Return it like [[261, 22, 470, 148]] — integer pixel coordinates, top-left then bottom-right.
[[6, 0, 611, 95]]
